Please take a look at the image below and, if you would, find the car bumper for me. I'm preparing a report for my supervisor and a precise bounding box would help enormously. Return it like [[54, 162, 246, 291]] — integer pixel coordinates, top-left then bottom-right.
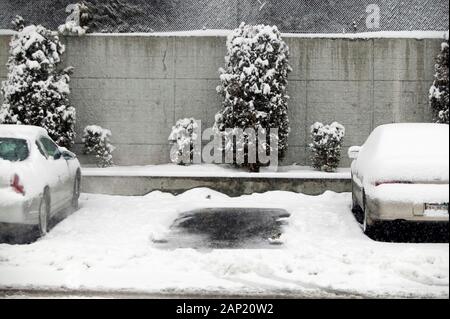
[[0, 190, 40, 225], [366, 184, 449, 223], [367, 199, 449, 222]]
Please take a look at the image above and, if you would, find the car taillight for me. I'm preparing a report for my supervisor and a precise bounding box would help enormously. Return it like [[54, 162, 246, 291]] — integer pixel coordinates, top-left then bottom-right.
[[375, 180, 413, 187], [11, 174, 25, 195]]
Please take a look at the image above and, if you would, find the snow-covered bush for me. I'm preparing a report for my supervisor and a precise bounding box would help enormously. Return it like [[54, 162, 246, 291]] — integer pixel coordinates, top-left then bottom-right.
[[215, 23, 292, 172], [79, 0, 153, 33], [82, 125, 114, 167], [0, 16, 76, 148], [58, 3, 90, 36], [429, 41, 449, 124], [309, 122, 345, 172], [168, 118, 200, 165]]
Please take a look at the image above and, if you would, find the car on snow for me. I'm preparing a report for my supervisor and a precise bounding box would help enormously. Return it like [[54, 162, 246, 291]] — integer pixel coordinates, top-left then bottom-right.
[[0, 125, 81, 237], [348, 123, 449, 234]]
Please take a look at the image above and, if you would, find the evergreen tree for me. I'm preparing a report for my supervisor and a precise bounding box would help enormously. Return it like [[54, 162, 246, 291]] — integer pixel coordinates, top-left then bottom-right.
[[309, 122, 345, 172], [82, 125, 114, 167], [168, 118, 200, 165], [0, 16, 76, 148], [215, 23, 292, 171], [429, 41, 449, 124]]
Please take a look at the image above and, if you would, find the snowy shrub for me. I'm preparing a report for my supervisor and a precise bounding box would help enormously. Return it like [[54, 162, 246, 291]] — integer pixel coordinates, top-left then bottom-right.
[[79, 0, 154, 33], [309, 122, 345, 172], [58, 3, 90, 36], [168, 118, 200, 165], [429, 41, 449, 124], [215, 23, 292, 171], [82, 125, 114, 168], [0, 16, 76, 148]]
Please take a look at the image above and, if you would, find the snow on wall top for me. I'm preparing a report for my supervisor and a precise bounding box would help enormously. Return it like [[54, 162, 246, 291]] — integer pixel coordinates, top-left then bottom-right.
[[0, 0, 448, 33], [1, 29, 447, 40]]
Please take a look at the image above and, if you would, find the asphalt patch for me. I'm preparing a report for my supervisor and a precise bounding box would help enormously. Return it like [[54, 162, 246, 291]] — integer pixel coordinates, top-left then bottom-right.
[[155, 207, 290, 249]]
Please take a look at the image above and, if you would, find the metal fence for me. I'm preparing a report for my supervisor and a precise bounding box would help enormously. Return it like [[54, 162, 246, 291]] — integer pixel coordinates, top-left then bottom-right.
[[0, 0, 448, 33]]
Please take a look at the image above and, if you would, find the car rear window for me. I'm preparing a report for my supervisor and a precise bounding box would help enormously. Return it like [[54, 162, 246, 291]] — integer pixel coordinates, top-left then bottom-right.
[[0, 138, 29, 162]]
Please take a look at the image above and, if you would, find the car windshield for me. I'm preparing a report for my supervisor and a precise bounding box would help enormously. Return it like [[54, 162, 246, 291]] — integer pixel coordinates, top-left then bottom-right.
[[0, 138, 29, 162]]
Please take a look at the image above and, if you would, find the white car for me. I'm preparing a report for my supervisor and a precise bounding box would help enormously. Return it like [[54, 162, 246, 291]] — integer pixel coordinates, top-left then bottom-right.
[[349, 123, 449, 234], [0, 125, 81, 237]]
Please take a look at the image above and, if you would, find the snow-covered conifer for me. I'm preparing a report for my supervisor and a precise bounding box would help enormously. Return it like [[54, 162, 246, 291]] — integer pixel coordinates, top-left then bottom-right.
[[82, 125, 114, 167], [215, 23, 292, 171], [429, 41, 449, 124], [0, 17, 76, 148], [309, 122, 345, 172], [168, 118, 200, 165]]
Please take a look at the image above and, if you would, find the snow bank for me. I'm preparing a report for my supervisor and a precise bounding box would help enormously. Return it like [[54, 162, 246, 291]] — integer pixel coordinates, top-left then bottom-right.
[[0, 189, 447, 297], [81, 164, 351, 179]]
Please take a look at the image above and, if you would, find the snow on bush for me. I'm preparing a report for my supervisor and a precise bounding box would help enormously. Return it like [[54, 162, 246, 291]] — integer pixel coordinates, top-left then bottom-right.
[[214, 23, 292, 172], [82, 125, 114, 167], [429, 41, 449, 124], [58, 3, 90, 36], [0, 16, 76, 148], [309, 122, 345, 172], [80, 0, 152, 33], [168, 118, 200, 165]]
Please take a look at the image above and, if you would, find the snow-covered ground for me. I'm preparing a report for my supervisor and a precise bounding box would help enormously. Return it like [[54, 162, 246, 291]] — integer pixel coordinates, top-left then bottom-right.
[[0, 189, 448, 298]]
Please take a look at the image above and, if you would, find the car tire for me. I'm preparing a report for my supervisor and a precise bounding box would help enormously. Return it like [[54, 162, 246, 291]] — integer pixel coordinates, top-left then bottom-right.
[[38, 190, 51, 237], [71, 171, 81, 210]]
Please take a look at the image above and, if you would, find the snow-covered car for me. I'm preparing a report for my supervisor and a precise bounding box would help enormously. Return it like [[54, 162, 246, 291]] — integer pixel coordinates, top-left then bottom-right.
[[349, 123, 449, 234], [0, 125, 81, 237]]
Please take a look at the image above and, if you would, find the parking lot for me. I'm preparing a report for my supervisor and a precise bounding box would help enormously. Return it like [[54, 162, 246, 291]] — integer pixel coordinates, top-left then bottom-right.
[[0, 189, 448, 298]]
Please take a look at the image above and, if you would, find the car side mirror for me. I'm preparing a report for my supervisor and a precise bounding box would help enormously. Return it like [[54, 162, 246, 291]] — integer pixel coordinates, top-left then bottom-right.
[[348, 146, 361, 159], [59, 147, 76, 160], [53, 149, 62, 160], [62, 151, 75, 160]]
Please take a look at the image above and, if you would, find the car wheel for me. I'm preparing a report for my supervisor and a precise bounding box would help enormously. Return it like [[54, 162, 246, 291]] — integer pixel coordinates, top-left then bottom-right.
[[71, 172, 81, 210], [38, 190, 50, 237]]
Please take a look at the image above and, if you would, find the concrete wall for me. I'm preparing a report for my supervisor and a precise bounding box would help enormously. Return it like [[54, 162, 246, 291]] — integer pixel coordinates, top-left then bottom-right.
[[0, 34, 442, 166], [81, 175, 351, 197]]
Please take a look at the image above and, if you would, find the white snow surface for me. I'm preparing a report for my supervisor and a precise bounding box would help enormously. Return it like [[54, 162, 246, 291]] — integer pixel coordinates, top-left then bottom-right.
[[88, 30, 449, 39], [0, 189, 448, 298], [81, 164, 351, 179], [0, 125, 48, 141], [371, 184, 449, 204], [1, 29, 447, 39], [354, 123, 449, 185]]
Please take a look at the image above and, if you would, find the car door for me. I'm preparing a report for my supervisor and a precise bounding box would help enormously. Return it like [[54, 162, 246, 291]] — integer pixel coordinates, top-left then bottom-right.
[[38, 136, 71, 213], [62, 149, 79, 195]]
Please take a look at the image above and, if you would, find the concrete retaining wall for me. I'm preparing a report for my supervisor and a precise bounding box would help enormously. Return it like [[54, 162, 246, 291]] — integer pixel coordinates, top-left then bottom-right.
[[0, 33, 443, 167], [81, 175, 351, 197]]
